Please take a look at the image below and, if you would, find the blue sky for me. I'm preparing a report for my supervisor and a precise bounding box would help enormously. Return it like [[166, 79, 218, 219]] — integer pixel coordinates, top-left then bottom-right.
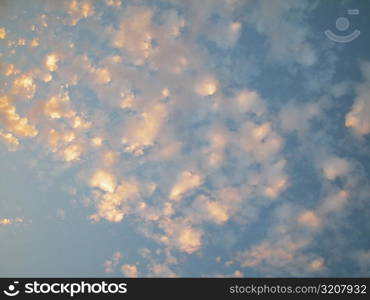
[[0, 0, 370, 277]]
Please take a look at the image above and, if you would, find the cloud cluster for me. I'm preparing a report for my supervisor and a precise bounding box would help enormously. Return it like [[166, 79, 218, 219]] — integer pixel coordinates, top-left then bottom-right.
[[0, 0, 369, 277]]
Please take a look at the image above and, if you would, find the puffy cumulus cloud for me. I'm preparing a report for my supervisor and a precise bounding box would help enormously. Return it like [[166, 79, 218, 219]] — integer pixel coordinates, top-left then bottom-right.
[[2, 63, 17, 77], [176, 227, 202, 254], [90, 179, 141, 223], [1, 0, 369, 278], [206, 21, 242, 50], [67, 0, 95, 26], [62, 143, 83, 162], [169, 171, 203, 201], [135, 247, 179, 277], [202, 128, 229, 168], [241, 121, 284, 164], [205, 201, 229, 224], [44, 53, 60, 72], [121, 264, 138, 278], [0, 27, 6, 39], [43, 127, 87, 163], [195, 76, 219, 96], [309, 257, 325, 272], [319, 190, 349, 214], [244, 152, 288, 201], [234, 90, 266, 116], [44, 93, 76, 120], [321, 157, 351, 181], [149, 263, 177, 278], [122, 103, 168, 156], [238, 238, 310, 271], [12, 74, 36, 100], [0, 217, 23, 225], [104, 251, 122, 273], [0, 96, 38, 138], [232, 201, 330, 275], [47, 129, 76, 152], [279, 101, 320, 133], [92, 68, 111, 85], [297, 210, 321, 229], [0, 130, 19, 151], [89, 170, 117, 193], [158, 218, 203, 254], [112, 6, 154, 65], [345, 62, 370, 136], [247, 0, 317, 66], [189, 188, 243, 225], [168, 0, 242, 47]]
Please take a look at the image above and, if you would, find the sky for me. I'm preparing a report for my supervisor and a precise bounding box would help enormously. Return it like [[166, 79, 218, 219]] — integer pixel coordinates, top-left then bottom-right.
[[0, 0, 370, 277]]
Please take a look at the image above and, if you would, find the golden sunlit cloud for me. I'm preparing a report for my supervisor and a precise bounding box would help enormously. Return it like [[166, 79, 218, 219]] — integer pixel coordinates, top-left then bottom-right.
[[91, 136, 103, 147], [0, 217, 23, 225], [169, 171, 203, 201], [121, 264, 138, 277], [195, 76, 218, 96], [63, 144, 83, 162], [297, 210, 321, 229], [206, 201, 229, 224], [0, 130, 19, 151], [345, 99, 370, 135], [0, 96, 38, 138], [45, 53, 59, 72], [93, 68, 111, 84], [309, 258, 325, 272], [44, 93, 76, 119], [68, 0, 95, 26], [89, 170, 117, 193], [12, 74, 36, 99], [122, 103, 167, 155], [176, 226, 202, 254], [0, 27, 6, 39], [0, 218, 12, 225], [1, 0, 368, 278]]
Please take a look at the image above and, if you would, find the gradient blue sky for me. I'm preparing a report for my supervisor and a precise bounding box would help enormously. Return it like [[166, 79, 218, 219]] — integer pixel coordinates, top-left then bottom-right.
[[1, 0, 370, 277]]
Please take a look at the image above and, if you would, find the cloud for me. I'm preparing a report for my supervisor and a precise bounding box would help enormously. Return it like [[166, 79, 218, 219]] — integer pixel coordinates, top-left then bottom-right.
[[149, 263, 177, 277], [195, 76, 219, 96], [0, 96, 38, 138], [247, 0, 317, 66], [0, 217, 23, 225], [169, 171, 203, 201], [44, 53, 60, 72], [309, 257, 325, 272], [121, 264, 138, 278], [122, 103, 168, 156], [44, 93, 76, 120], [158, 218, 203, 254], [67, 0, 95, 26], [89, 170, 117, 193], [0, 27, 6, 39], [345, 61, 370, 136], [0, 0, 369, 278], [321, 157, 352, 181], [104, 251, 122, 273], [279, 101, 320, 133], [297, 210, 321, 229], [112, 6, 154, 65], [0, 130, 19, 151]]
